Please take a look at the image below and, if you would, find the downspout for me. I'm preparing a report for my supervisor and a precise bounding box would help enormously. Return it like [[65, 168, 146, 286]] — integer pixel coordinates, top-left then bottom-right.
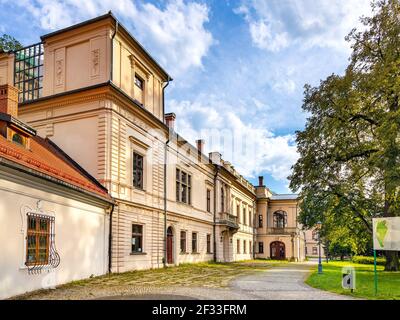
[[253, 199, 256, 260], [163, 77, 171, 268], [110, 19, 119, 82], [108, 203, 115, 274], [213, 165, 219, 262], [164, 137, 170, 267]]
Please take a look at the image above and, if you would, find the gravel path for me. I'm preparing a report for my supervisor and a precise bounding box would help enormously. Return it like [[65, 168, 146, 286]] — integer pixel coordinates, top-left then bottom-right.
[[100, 262, 354, 300]]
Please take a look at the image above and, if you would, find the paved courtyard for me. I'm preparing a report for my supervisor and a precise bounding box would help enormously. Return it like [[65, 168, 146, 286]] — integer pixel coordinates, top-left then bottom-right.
[[15, 261, 354, 300]]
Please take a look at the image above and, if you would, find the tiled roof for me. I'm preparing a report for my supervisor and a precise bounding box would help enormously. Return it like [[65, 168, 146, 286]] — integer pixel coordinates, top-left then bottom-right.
[[0, 135, 111, 200], [270, 194, 298, 201]]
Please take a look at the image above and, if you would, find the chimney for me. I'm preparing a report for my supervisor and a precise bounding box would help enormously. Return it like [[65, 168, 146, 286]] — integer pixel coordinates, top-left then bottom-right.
[[196, 139, 205, 154], [0, 84, 19, 118], [258, 176, 264, 187], [209, 152, 222, 165], [165, 112, 176, 130]]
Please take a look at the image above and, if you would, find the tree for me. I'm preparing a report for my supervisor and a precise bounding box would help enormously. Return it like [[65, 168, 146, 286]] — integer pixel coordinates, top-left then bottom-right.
[[290, 0, 400, 271], [0, 34, 22, 52]]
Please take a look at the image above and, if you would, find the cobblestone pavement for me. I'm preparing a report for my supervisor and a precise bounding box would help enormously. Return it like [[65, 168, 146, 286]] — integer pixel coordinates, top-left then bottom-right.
[[97, 262, 355, 300]]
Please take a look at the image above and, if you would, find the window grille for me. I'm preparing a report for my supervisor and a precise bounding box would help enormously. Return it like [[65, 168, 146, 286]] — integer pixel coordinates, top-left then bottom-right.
[[25, 212, 60, 274], [14, 43, 44, 103]]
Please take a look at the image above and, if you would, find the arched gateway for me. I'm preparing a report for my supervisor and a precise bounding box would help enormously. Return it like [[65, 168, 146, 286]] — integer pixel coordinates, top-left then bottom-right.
[[270, 241, 286, 260]]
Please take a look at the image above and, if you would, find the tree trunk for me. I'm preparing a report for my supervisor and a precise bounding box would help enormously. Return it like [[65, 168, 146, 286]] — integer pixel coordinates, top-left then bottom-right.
[[384, 251, 399, 271]]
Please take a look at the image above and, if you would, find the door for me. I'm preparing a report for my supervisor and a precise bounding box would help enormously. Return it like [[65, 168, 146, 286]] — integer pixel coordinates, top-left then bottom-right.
[[167, 227, 173, 264], [270, 241, 285, 260]]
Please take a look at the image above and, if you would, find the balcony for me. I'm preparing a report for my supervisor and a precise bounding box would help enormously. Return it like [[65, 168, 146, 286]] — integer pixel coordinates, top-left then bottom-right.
[[266, 227, 298, 235], [216, 212, 239, 231]]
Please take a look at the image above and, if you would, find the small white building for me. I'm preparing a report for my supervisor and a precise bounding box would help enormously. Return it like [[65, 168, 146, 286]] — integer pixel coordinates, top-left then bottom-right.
[[0, 84, 113, 299]]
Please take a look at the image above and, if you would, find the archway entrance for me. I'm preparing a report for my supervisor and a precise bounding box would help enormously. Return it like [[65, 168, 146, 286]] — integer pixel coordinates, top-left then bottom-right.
[[167, 227, 174, 264], [270, 241, 285, 260]]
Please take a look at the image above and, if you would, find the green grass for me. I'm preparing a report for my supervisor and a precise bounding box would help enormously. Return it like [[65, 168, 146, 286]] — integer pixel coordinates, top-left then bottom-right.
[[306, 261, 400, 300]]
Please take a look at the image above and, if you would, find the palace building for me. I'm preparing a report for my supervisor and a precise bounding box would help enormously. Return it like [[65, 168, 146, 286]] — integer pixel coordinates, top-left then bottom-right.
[[0, 13, 310, 299]]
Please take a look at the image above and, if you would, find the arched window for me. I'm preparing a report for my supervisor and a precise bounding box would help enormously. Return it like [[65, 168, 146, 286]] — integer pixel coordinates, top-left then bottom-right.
[[273, 211, 287, 228], [12, 133, 23, 145]]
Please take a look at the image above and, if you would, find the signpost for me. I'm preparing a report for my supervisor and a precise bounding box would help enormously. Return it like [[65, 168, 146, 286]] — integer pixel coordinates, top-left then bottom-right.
[[372, 217, 400, 295]]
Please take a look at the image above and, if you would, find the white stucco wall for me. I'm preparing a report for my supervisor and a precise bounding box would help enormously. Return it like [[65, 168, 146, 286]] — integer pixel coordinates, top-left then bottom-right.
[[0, 176, 109, 299]]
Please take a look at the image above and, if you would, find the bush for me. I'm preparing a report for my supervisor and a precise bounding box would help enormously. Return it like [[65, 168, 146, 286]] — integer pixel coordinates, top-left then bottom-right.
[[352, 256, 386, 266]]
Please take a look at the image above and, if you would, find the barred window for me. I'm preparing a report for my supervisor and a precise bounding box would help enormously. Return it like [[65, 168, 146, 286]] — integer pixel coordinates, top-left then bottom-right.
[[133, 152, 144, 189], [26, 214, 51, 265], [176, 168, 192, 205]]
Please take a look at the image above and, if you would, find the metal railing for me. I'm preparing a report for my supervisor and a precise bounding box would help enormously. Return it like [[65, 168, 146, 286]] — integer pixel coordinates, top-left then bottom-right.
[[217, 212, 239, 229], [266, 227, 298, 235]]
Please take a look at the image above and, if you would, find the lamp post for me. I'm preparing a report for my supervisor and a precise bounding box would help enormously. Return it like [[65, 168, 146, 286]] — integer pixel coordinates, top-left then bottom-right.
[[317, 221, 323, 274]]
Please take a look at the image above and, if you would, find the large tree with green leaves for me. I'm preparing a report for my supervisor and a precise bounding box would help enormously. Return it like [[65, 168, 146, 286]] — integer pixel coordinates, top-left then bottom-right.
[[290, 0, 400, 271], [0, 34, 22, 52]]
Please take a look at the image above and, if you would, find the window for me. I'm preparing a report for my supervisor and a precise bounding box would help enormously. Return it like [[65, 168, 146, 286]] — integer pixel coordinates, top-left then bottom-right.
[[237, 204, 240, 219], [206, 189, 211, 213], [207, 234, 211, 254], [220, 187, 225, 212], [273, 211, 288, 228], [12, 133, 24, 146], [132, 224, 143, 253], [192, 232, 198, 253], [134, 74, 144, 105], [312, 230, 319, 241], [26, 214, 51, 265], [258, 214, 263, 228], [134, 75, 144, 89], [258, 242, 264, 254], [176, 169, 192, 205], [313, 247, 318, 255], [305, 247, 308, 255], [243, 208, 246, 225], [237, 239, 240, 254], [250, 241, 252, 254], [133, 152, 144, 189], [180, 231, 187, 253], [14, 43, 44, 103], [243, 240, 247, 254], [249, 210, 252, 227]]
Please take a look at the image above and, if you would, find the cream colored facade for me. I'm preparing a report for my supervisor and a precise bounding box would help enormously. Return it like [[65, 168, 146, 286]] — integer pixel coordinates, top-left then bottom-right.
[[0, 158, 111, 299], [0, 13, 308, 293]]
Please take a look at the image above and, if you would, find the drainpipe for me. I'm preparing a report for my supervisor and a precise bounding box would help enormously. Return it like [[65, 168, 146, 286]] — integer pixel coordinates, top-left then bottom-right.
[[163, 137, 170, 267], [213, 165, 219, 262], [108, 203, 115, 274], [162, 77, 172, 118], [162, 77, 171, 268], [110, 19, 119, 82]]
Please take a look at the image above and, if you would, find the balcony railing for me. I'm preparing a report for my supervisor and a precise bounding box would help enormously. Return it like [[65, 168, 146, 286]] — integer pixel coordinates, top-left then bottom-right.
[[266, 227, 298, 235], [217, 212, 239, 230]]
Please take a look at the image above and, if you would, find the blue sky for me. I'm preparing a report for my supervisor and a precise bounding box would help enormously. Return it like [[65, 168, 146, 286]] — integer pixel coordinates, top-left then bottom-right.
[[0, 0, 373, 193]]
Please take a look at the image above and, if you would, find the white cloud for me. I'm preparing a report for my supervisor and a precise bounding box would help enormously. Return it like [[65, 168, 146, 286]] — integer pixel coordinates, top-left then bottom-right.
[[170, 97, 299, 182], [15, 0, 213, 77], [235, 0, 373, 53]]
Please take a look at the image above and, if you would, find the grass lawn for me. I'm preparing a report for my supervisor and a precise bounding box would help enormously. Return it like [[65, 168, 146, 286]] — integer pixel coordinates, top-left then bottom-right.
[[306, 261, 400, 300], [14, 260, 286, 300]]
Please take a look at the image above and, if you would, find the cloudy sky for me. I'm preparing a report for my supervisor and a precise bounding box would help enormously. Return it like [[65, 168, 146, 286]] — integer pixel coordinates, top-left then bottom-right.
[[0, 0, 373, 193]]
